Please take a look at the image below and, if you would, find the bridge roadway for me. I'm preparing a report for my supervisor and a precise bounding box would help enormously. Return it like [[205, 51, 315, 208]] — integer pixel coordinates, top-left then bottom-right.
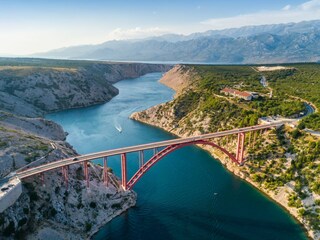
[[17, 121, 285, 179]]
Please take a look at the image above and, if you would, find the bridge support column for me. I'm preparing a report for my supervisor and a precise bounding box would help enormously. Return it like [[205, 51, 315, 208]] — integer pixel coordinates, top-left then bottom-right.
[[139, 150, 144, 168], [236, 132, 245, 165], [62, 166, 68, 189], [103, 157, 108, 186], [83, 161, 89, 188], [153, 148, 158, 155], [121, 153, 127, 190], [40, 173, 45, 186], [253, 130, 257, 146]]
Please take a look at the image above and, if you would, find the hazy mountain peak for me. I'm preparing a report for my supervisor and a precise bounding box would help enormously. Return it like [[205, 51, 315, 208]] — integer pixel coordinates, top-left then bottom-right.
[[33, 20, 320, 64]]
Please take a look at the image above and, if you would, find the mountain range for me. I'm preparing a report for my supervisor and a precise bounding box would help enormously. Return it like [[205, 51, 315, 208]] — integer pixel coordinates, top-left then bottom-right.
[[34, 20, 320, 64]]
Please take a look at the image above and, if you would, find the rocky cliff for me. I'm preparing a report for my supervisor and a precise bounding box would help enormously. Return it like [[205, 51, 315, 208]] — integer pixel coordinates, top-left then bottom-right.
[[0, 118, 136, 239], [159, 65, 198, 96], [0, 59, 170, 239], [0, 59, 172, 117]]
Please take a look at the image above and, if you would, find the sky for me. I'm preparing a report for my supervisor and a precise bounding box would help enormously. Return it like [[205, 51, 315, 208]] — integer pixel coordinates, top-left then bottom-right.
[[0, 0, 319, 55]]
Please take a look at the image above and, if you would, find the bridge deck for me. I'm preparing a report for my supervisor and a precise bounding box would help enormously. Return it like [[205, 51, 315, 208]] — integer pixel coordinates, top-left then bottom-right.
[[17, 122, 284, 179]]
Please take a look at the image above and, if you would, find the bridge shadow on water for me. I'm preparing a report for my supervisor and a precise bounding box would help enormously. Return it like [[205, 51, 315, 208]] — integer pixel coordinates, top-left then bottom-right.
[[93, 205, 173, 240]]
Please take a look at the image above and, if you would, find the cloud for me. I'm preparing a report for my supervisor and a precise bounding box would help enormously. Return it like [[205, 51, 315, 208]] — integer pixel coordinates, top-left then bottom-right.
[[283, 5, 291, 11], [301, 0, 320, 10], [201, 0, 320, 30], [106, 27, 169, 40]]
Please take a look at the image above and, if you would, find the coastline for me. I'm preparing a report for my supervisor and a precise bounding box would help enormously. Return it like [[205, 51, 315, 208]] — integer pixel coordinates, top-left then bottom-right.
[[129, 66, 319, 239], [1, 61, 317, 239], [130, 105, 314, 239], [87, 190, 137, 239], [0, 63, 169, 239]]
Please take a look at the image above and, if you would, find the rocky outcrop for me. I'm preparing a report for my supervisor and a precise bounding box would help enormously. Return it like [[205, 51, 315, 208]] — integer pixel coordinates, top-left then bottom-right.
[[0, 60, 168, 239], [0, 61, 172, 117], [0, 111, 66, 141], [0, 163, 136, 240], [99, 63, 172, 84], [159, 64, 197, 96], [0, 115, 67, 178], [0, 67, 118, 117], [0, 115, 136, 239], [0, 91, 44, 117]]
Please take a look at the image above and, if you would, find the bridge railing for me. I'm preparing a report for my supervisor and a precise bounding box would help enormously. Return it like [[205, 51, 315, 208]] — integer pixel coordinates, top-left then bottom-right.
[[16, 121, 285, 189]]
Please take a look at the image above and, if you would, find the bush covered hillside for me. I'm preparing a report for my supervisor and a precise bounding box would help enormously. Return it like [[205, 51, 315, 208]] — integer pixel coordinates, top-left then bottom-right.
[[167, 64, 309, 133], [131, 63, 320, 237], [262, 64, 320, 131]]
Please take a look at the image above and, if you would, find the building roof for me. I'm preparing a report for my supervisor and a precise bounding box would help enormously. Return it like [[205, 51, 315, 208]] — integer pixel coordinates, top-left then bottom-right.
[[221, 88, 252, 98]]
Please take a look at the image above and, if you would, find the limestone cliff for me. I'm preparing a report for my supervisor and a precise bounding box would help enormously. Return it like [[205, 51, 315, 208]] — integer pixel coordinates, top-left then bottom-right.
[[0, 60, 172, 117], [0, 59, 171, 239], [0, 110, 136, 240], [159, 64, 197, 96]]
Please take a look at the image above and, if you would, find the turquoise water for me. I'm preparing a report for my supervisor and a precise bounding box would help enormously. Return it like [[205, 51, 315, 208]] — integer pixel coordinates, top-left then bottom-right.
[[47, 73, 307, 240]]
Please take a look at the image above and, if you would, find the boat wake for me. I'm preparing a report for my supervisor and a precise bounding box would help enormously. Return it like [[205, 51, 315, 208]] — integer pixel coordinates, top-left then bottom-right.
[[115, 124, 122, 133], [114, 118, 123, 133]]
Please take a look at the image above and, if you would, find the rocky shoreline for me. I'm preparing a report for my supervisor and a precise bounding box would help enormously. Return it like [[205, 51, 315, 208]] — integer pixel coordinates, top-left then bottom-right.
[[130, 101, 316, 240], [0, 60, 171, 239], [0, 114, 137, 240], [129, 66, 319, 240]]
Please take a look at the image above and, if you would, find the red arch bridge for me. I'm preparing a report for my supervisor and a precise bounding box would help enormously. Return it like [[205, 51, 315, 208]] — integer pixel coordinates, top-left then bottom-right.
[[17, 122, 284, 190]]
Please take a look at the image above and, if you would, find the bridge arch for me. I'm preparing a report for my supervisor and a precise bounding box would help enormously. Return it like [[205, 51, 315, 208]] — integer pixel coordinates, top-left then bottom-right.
[[126, 140, 237, 190]]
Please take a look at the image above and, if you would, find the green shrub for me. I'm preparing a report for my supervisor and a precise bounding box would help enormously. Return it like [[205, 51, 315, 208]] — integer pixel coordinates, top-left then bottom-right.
[[85, 222, 92, 232], [3, 221, 15, 236], [89, 202, 97, 208], [29, 192, 39, 201], [288, 193, 302, 208], [111, 203, 121, 209], [18, 218, 27, 227], [291, 129, 302, 139], [50, 208, 57, 217], [23, 208, 29, 215]]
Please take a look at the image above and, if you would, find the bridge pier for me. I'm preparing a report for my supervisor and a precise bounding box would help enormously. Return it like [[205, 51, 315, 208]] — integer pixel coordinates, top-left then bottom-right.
[[253, 130, 257, 147], [40, 173, 45, 186], [153, 148, 158, 155], [103, 157, 108, 186], [83, 161, 89, 188], [139, 150, 144, 168], [121, 153, 127, 190], [236, 132, 245, 165], [62, 166, 68, 189]]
